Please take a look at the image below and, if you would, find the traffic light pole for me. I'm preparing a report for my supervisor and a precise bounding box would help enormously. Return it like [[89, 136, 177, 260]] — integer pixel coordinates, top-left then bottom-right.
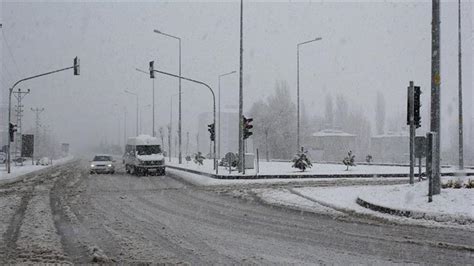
[[408, 81, 415, 185], [151, 68, 217, 174], [6, 64, 77, 173]]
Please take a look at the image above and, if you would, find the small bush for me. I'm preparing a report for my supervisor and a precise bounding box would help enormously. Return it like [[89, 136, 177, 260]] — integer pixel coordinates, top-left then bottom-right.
[[453, 179, 463, 189], [465, 179, 474, 189], [292, 150, 312, 172]]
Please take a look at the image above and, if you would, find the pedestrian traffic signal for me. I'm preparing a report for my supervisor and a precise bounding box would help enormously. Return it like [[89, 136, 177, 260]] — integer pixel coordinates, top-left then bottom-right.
[[9, 123, 17, 142], [243, 116, 253, 139], [414, 86, 421, 128], [73, 57, 80, 76], [149, 61, 155, 79], [208, 123, 215, 141]]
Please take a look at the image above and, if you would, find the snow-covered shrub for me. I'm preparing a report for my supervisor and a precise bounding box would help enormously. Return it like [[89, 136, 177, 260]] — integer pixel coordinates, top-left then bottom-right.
[[193, 152, 205, 165], [365, 155, 373, 164], [343, 151, 356, 171], [465, 179, 474, 189], [292, 150, 312, 172], [441, 180, 453, 189], [453, 179, 463, 189]]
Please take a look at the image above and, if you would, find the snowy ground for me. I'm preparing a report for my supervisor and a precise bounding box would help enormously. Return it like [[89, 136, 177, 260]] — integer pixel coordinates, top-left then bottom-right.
[[167, 168, 405, 188], [0, 156, 74, 183], [251, 177, 473, 229], [167, 157, 472, 177]]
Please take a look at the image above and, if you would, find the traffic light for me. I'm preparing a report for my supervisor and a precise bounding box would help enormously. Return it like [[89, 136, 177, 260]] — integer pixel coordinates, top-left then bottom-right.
[[414, 86, 421, 128], [149, 61, 155, 79], [243, 116, 253, 139], [73, 57, 80, 76], [208, 123, 215, 141], [9, 123, 17, 142]]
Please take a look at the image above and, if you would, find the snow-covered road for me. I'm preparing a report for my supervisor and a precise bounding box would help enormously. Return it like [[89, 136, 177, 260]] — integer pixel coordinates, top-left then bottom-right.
[[0, 159, 472, 264]]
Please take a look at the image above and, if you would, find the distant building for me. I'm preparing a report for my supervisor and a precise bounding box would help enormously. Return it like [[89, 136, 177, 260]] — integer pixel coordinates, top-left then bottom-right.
[[370, 132, 409, 164], [308, 129, 356, 162]]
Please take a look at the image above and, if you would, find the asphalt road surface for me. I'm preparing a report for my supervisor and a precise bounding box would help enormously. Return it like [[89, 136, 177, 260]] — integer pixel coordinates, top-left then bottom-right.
[[1, 160, 473, 264]]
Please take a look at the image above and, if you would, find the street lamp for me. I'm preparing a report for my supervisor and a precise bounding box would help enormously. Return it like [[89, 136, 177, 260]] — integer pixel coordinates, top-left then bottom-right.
[[140, 104, 151, 134], [169, 93, 183, 162], [218, 71, 236, 159], [296, 37, 322, 151], [149, 62, 218, 174], [135, 68, 156, 137], [112, 104, 122, 146], [124, 89, 139, 136], [153, 29, 183, 164]]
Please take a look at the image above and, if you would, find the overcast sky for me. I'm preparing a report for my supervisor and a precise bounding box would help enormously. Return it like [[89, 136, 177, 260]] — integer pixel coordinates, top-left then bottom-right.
[[1, 0, 473, 152]]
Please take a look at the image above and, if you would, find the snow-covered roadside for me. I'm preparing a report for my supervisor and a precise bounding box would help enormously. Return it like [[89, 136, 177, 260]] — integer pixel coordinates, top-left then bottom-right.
[[0, 156, 74, 184], [250, 188, 345, 217], [288, 180, 473, 229], [166, 168, 404, 188], [167, 157, 473, 177]]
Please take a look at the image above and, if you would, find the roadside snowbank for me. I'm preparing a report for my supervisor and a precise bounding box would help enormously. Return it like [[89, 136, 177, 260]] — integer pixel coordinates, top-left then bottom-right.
[[167, 157, 472, 177], [0, 156, 74, 183], [166, 168, 403, 187], [293, 179, 473, 227]]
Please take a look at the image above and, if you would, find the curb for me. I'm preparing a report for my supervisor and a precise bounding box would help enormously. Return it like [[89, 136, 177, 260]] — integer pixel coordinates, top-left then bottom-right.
[[166, 165, 473, 180], [356, 197, 474, 225]]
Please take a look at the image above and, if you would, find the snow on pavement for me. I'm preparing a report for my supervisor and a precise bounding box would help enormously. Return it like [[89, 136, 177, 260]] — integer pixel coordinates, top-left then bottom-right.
[[167, 157, 472, 177], [0, 156, 74, 183], [167, 168, 404, 187], [251, 188, 345, 216], [290, 179, 473, 229]]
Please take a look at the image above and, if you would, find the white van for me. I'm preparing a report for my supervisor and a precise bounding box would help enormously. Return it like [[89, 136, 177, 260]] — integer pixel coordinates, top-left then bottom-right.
[[123, 135, 165, 176]]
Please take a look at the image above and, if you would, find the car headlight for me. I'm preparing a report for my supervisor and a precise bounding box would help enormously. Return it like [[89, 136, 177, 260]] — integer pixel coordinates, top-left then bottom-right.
[[107, 164, 112, 167], [90, 164, 95, 167]]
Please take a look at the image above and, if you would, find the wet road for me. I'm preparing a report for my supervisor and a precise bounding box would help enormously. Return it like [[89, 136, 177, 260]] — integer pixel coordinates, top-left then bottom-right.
[[1, 161, 473, 264]]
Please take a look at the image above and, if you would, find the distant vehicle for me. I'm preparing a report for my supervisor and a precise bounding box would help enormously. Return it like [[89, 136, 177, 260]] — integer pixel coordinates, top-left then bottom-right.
[[38, 157, 50, 166], [14, 157, 27, 163], [0, 152, 6, 164], [90, 154, 115, 174], [123, 135, 165, 176]]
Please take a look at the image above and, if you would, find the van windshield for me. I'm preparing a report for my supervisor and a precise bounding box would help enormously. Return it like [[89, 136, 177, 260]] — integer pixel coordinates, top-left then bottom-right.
[[136, 145, 161, 155]]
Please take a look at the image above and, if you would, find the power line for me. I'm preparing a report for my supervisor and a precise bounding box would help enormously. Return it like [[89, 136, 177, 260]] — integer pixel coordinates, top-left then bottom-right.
[[1, 30, 21, 76]]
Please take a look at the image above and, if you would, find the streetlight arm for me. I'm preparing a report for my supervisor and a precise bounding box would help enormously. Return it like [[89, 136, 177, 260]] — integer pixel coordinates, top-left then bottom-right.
[[297, 37, 322, 48], [219, 71, 237, 78], [153, 29, 181, 41], [135, 68, 148, 75]]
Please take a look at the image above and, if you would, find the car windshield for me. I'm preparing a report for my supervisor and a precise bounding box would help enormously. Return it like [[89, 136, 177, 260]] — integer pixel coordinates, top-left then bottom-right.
[[93, 155, 112, 161], [136, 145, 161, 155]]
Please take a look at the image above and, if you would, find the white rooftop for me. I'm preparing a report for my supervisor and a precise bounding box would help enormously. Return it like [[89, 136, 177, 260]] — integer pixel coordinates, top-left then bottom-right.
[[127, 135, 160, 145]]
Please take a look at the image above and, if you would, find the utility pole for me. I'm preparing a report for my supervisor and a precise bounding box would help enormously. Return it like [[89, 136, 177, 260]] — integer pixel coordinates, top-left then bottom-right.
[[153, 78, 156, 137], [31, 107, 44, 164], [457, 0, 464, 170], [238, 0, 244, 174], [13, 89, 30, 163], [430, 0, 441, 194], [123, 107, 127, 145], [186, 131, 189, 155]]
